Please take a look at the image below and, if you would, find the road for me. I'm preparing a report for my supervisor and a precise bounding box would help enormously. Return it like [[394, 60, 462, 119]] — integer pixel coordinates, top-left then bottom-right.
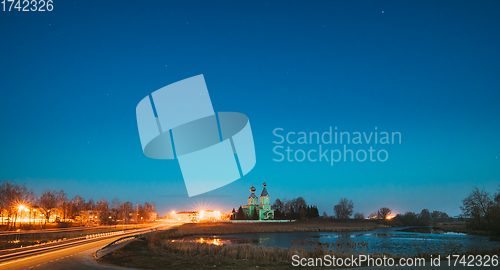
[[0, 224, 153, 236], [0, 222, 179, 270]]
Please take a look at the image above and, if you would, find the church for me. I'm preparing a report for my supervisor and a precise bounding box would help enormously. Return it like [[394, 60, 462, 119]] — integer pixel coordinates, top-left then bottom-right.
[[242, 182, 274, 220]]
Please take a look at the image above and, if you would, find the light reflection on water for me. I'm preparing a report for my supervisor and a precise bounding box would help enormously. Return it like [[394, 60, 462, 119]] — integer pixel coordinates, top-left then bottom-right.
[[173, 237, 262, 246], [190, 227, 500, 255]]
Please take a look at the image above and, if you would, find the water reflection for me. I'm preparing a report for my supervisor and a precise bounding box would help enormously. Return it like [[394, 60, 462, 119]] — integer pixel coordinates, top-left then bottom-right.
[[197, 237, 223, 246], [192, 226, 500, 255], [173, 236, 265, 246]]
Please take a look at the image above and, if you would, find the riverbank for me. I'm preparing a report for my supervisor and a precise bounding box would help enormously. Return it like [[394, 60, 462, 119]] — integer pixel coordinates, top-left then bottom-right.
[[99, 222, 500, 269], [432, 223, 494, 236], [158, 220, 380, 238], [101, 239, 296, 269], [99, 220, 379, 269]]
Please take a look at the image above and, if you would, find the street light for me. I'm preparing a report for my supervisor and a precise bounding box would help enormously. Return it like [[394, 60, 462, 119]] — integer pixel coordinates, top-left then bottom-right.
[[17, 204, 26, 228]]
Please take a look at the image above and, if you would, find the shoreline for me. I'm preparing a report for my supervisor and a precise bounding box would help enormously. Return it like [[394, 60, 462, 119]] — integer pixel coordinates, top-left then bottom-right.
[[98, 221, 500, 269], [156, 220, 381, 238]]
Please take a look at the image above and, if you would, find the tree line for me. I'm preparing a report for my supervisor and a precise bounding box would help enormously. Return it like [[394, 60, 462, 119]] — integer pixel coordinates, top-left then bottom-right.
[[0, 179, 156, 230], [272, 197, 319, 220], [390, 209, 450, 226], [460, 185, 500, 235], [329, 197, 452, 227]]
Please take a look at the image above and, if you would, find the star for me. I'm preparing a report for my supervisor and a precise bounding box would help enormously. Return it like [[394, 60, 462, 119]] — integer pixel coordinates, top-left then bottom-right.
[[382, 11, 384, 13]]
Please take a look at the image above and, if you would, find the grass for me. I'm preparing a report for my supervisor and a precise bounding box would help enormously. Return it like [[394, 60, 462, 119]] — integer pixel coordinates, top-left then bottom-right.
[[101, 237, 500, 269], [150, 220, 379, 239], [101, 240, 296, 269], [432, 222, 494, 236], [100, 220, 378, 269], [100, 221, 500, 269]]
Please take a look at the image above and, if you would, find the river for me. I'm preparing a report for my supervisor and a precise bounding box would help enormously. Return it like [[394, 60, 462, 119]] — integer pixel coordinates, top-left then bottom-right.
[[188, 226, 500, 255]]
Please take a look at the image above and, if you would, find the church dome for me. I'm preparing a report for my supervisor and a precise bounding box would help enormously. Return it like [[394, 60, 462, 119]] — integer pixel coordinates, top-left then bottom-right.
[[260, 182, 269, 196]]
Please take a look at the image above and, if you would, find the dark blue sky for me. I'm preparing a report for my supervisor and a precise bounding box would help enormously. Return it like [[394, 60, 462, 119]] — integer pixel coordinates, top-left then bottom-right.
[[1, 1, 499, 216]]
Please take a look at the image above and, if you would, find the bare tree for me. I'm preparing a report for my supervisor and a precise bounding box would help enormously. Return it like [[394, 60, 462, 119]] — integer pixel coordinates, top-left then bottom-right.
[[494, 185, 500, 207], [418, 209, 431, 225], [25, 189, 36, 227], [96, 198, 109, 225], [292, 197, 307, 211], [1, 180, 20, 229], [111, 198, 120, 226], [461, 187, 493, 227], [8, 182, 30, 229], [119, 201, 133, 226], [57, 190, 68, 222], [38, 190, 58, 228], [0, 180, 6, 226], [135, 202, 140, 222], [354, 212, 365, 219], [85, 199, 95, 225], [272, 198, 285, 219], [431, 210, 449, 224], [333, 198, 354, 219], [377, 207, 392, 220], [69, 195, 85, 224]]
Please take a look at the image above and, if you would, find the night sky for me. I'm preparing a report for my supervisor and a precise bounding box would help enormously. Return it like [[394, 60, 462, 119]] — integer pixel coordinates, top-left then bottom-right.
[[1, 1, 499, 217]]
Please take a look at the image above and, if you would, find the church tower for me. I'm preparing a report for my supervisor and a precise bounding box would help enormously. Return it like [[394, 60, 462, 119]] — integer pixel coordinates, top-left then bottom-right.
[[248, 185, 258, 206], [259, 182, 271, 210]]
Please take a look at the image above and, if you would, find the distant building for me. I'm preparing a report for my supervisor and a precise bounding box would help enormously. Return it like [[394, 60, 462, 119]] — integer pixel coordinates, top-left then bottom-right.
[[173, 211, 198, 222], [170, 210, 223, 222], [242, 182, 274, 220]]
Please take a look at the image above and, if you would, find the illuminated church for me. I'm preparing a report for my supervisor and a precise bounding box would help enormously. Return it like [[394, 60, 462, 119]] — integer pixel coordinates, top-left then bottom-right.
[[242, 182, 274, 220]]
